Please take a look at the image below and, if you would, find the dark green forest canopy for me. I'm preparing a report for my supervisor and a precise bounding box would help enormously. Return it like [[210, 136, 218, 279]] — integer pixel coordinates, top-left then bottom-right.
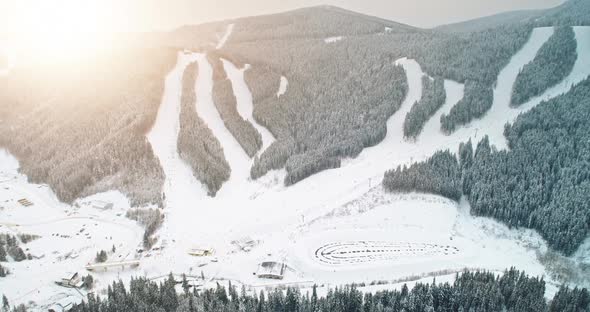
[[216, 8, 533, 184], [383, 77, 590, 255], [511, 26, 577, 106], [62, 269, 589, 312]]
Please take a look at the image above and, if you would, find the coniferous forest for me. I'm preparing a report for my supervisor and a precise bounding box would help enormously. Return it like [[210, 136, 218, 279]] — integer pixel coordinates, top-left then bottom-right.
[[404, 76, 446, 139], [511, 26, 577, 106], [177, 62, 231, 196], [50, 269, 588, 312], [383, 77, 590, 255]]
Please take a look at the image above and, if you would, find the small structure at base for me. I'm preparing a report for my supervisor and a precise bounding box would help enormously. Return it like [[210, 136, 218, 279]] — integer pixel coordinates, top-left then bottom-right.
[[85, 260, 140, 272], [188, 248, 214, 257], [17, 198, 34, 207], [55, 272, 84, 288], [91, 200, 113, 210], [232, 237, 258, 252], [256, 261, 287, 280]]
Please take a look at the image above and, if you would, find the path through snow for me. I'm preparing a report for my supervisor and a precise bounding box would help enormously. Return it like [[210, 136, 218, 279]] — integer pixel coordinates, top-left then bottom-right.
[[194, 54, 252, 194], [222, 60, 276, 154], [216, 23, 235, 49]]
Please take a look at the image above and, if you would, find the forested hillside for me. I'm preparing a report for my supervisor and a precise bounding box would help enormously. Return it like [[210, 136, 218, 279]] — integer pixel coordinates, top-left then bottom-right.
[[218, 14, 411, 183], [404, 76, 446, 139], [1, 0, 586, 205], [511, 26, 577, 106], [383, 77, 590, 255], [208, 54, 262, 158], [437, 0, 590, 32], [0, 46, 177, 206], [60, 269, 589, 312], [440, 80, 493, 133], [177, 62, 230, 196], [536, 0, 590, 27], [214, 7, 533, 183]]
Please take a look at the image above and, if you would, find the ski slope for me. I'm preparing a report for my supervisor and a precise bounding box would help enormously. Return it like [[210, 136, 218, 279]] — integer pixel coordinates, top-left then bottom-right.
[[194, 54, 252, 194], [3, 26, 590, 308], [216, 24, 235, 49], [222, 60, 276, 153]]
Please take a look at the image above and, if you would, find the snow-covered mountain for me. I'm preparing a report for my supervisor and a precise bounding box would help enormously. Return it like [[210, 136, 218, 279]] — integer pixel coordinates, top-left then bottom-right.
[[1, 0, 590, 310]]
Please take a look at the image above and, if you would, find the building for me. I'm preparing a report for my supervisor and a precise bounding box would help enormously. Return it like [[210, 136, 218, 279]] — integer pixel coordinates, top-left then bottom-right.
[[92, 200, 113, 210], [85, 260, 140, 272], [255, 261, 287, 280], [232, 237, 258, 252], [17, 198, 33, 207], [55, 272, 84, 288], [188, 248, 215, 257]]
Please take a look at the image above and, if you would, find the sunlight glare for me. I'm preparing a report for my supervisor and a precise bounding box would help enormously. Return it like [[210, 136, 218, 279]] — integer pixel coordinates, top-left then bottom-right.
[[11, 0, 119, 63]]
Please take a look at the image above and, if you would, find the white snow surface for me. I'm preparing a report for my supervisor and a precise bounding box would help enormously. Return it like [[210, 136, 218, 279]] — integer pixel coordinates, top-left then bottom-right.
[[216, 23, 235, 49], [222, 59, 276, 154], [0, 151, 143, 311], [324, 36, 343, 43], [3, 27, 590, 308], [277, 76, 288, 98], [193, 54, 252, 194]]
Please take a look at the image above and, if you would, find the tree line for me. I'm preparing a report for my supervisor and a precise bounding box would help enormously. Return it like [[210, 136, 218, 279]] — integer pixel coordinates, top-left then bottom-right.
[[0, 46, 177, 207], [177, 62, 231, 196], [25, 268, 582, 312], [383, 77, 590, 255], [511, 26, 577, 106], [208, 54, 263, 158], [440, 80, 493, 134], [404, 76, 446, 139]]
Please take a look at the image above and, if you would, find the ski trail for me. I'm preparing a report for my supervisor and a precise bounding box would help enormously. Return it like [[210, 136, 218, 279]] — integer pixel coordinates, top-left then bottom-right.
[[449, 27, 555, 149], [255, 28, 558, 230], [194, 54, 251, 194], [419, 80, 465, 143], [379, 58, 424, 147], [222, 59, 276, 154], [146, 52, 208, 252], [507, 27, 590, 124], [216, 23, 235, 49], [451, 27, 590, 150]]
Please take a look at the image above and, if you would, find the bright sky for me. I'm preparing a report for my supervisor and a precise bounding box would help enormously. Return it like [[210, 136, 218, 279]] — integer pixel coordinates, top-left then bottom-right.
[[0, 0, 566, 65], [0, 0, 565, 34]]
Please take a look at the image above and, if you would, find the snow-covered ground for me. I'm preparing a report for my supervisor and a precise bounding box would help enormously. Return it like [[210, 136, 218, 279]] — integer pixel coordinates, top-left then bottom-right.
[[0, 151, 143, 310], [2, 26, 590, 308], [193, 54, 253, 195], [222, 60, 276, 153], [324, 36, 344, 43], [277, 76, 288, 98]]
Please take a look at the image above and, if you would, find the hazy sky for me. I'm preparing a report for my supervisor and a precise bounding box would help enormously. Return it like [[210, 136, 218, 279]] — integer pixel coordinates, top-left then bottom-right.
[[0, 0, 566, 33]]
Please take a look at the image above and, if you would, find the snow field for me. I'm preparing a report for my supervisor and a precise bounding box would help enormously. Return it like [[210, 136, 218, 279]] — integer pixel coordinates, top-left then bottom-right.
[[0, 151, 143, 310], [314, 241, 460, 266], [324, 36, 344, 43]]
